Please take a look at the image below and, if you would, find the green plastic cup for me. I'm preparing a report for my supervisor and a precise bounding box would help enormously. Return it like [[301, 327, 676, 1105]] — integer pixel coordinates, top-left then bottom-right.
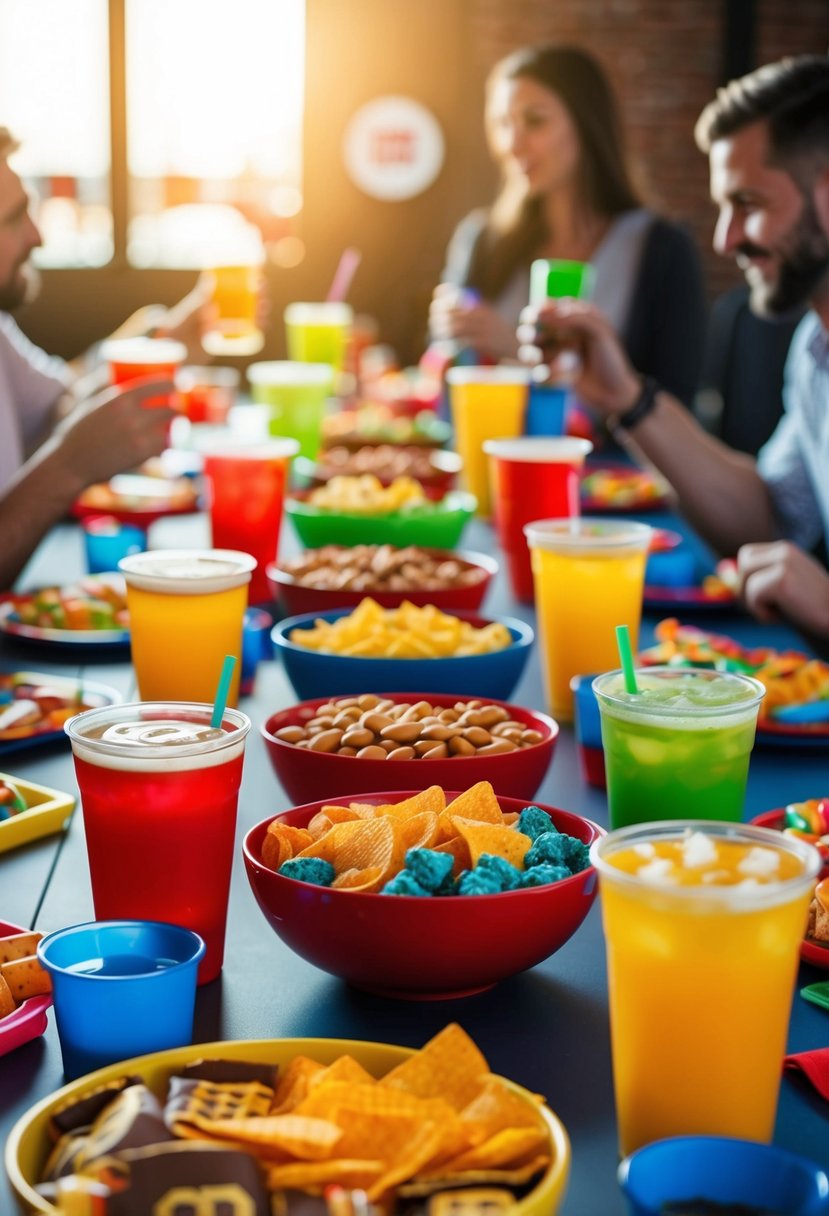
[[247, 361, 334, 461]]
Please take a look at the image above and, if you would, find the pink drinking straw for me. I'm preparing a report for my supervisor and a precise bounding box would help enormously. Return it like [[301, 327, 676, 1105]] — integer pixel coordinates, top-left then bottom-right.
[[326, 248, 361, 303]]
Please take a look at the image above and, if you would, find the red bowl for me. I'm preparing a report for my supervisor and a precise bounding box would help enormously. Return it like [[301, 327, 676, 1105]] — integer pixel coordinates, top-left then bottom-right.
[[267, 547, 498, 616], [243, 791, 603, 999], [260, 692, 558, 804], [751, 808, 829, 880]]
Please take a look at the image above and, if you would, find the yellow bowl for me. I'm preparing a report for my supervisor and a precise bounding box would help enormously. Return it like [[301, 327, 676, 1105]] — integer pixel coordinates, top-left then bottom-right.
[[7, 1036, 570, 1215]]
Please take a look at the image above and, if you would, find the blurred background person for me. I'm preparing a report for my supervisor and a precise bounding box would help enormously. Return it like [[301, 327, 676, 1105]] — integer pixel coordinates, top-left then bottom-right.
[[428, 43, 707, 412]]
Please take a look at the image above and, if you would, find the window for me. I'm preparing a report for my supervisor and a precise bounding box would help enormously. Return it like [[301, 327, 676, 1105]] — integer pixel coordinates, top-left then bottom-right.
[[0, 0, 305, 269]]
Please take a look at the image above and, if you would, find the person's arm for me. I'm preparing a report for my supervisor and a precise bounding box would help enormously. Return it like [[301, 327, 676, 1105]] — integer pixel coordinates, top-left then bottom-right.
[[521, 298, 777, 554], [0, 380, 174, 590]]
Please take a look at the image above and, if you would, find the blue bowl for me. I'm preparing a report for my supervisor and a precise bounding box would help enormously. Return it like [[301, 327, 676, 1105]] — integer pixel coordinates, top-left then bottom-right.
[[271, 608, 534, 701], [38, 920, 205, 1080], [619, 1136, 829, 1216]]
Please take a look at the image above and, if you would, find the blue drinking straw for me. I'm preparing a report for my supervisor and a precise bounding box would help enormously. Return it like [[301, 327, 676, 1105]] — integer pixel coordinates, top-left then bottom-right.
[[210, 655, 236, 728], [615, 625, 640, 695]]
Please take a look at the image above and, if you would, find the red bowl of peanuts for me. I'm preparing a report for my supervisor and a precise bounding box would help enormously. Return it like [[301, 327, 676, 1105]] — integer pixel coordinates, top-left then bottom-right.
[[261, 692, 559, 804], [267, 545, 498, 615]]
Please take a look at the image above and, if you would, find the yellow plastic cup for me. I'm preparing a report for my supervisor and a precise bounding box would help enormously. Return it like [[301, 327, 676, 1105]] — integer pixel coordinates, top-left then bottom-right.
[[446, 366, 529, 517], [524, 518, 651, 722], [592, 820, 820, 1156], [118, 550, 256, 706]]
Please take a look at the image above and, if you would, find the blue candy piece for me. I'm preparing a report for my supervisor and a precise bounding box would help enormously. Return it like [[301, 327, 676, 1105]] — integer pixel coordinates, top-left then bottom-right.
[[382, 872, 432, 897], [561, 837, 591, 874], [279, 857, 336, 887], [525, 831, 571, 869], [474, 853, 522, 892], [517, 806, 555, 842], [457, 869, 501, 896], [404, 848, 456, 894], [521, 863, 571, 888]]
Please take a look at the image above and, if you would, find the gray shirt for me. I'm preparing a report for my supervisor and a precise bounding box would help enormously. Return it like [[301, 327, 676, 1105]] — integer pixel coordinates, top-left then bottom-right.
[[757, 312, 829, 551], [0, 313, 70, 493]]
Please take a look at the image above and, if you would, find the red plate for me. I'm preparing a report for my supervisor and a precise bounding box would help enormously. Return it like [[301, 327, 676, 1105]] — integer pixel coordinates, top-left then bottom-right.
[[0, 918, 51, 1055], [802, 938, 829, 969], [71, 474, 200, 529]]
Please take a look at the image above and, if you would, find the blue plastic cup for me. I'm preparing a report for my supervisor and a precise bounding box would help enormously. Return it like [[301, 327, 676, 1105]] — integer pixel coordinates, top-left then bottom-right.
[[524, 384, 570, 436], [619, 1135, 829, 1216], [240, 607, 274, 696], [570, 673, 606, 790], [83, 516, 147, 574], [38, 920, 205, 1079]]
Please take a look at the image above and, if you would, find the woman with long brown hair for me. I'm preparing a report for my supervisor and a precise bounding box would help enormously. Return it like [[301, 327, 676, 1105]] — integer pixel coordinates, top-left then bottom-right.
[[429, 44, 706, 408]]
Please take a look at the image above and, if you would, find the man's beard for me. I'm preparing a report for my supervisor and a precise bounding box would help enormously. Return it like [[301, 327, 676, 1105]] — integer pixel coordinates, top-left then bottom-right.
[[0, 260, 40, 311], [741, 194, 829, 321]]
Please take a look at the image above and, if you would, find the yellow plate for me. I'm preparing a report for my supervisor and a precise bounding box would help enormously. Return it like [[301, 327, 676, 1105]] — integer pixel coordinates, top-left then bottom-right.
[[6, 1036, 570, 1215], [0, 774, 75, 854]]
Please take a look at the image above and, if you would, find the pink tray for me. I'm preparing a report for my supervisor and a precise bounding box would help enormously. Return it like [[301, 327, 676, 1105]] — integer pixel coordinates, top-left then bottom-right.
[[0, 918, 51, 1056]]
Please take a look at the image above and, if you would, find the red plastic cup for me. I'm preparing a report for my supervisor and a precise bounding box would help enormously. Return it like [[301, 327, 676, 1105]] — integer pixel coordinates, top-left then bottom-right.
[[484, 437, 593, 604], [202, 439, 300, 604], [101, 337, 187, 403], [175, 365, 240, 424], [64, 702, 251, 986]]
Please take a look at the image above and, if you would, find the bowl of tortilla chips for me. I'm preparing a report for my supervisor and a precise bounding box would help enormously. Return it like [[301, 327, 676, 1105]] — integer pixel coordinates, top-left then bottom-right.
[[243, 785, 603, 999]]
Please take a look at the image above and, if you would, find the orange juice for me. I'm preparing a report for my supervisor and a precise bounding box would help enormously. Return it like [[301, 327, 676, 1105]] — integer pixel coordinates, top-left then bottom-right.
[[525, 519, 651, 721], [446, 367, 529, 517], [119, 550, 256, 705], [593, 822, 820, 1156], [204, 264, 264, 357]]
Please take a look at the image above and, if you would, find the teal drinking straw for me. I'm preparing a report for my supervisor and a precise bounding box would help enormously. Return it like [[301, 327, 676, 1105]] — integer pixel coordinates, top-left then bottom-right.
[[210, 654, 237, 728], [615, 624, 640, 695]]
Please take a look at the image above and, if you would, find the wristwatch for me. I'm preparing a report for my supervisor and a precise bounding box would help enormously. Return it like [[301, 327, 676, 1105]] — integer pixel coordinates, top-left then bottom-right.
[[615, 376, 660, 431]]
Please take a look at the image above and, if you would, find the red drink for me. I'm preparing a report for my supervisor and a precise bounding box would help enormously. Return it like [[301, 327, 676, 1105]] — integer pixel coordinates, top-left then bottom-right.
[[203, 440, 299, 604], [66, 705, 250, 984], [484, 437, 593, 603], [101, 337, 187, 417]]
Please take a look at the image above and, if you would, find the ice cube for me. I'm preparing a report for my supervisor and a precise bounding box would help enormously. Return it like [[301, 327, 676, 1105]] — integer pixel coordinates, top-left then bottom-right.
[[701, 869, 731, 884], [737, 847, 780, 878], [681, 831, 718, 868], [633, 843, 656, 859], [637, 857, 677, 883]]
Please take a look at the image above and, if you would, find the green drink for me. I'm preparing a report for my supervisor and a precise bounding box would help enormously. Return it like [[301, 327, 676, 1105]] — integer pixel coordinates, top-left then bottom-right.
[[593, 667, 765, 829]]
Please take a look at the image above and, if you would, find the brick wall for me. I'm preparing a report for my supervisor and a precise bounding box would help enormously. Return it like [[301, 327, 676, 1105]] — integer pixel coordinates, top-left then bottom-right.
[[466, 0, 829, 300]]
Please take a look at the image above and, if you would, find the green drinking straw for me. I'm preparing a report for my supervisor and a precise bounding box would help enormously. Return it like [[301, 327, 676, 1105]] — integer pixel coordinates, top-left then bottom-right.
[[615, 624, 639, 695], [211, 654, 237, 728]]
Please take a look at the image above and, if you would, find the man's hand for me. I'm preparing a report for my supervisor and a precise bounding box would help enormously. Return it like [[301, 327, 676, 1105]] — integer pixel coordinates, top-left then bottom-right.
[[518, 299, 642, 414], [48, 378, 176, 492], [737, 540, 829, 637]]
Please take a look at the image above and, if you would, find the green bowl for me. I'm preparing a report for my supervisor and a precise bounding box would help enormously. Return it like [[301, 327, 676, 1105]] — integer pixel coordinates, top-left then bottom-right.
[[285, 490, 477, 549]]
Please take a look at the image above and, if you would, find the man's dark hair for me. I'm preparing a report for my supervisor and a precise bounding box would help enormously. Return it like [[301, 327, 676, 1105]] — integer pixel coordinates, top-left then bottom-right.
[[695, 55, 829, 179]]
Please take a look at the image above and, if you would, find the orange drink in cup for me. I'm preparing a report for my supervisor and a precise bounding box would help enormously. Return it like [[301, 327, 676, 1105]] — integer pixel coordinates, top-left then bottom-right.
[[446, 367, 529, 517], [203, 265, 264, 357], [592, 820, 821, 1155], [524, 518, 651, 722], [118, 550, 255, 706]]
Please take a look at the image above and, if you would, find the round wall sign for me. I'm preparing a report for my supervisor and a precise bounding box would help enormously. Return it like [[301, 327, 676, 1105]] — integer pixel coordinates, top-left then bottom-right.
[[343, 95, 445, 201]]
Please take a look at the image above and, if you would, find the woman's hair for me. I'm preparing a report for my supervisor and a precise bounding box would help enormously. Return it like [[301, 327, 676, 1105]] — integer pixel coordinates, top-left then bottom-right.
[[466, 44, 641, 300]]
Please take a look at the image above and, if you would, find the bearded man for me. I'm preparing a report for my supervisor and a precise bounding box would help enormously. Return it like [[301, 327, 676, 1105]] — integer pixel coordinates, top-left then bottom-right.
[[523, 55, 829, 645], [0, 128, 213, 588]]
